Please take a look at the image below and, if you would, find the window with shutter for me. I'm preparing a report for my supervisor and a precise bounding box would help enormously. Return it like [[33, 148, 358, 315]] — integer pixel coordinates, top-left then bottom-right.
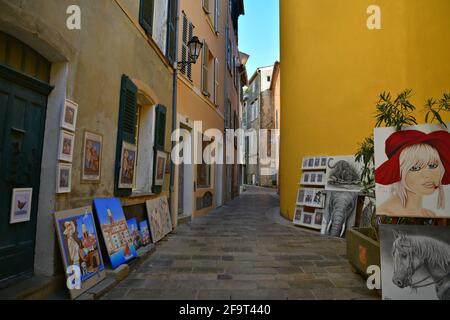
[[115, 75, 138, 197], [214, 58, 219, 105], [152, 104, 167, 194], [139, 0, 154, 36], [214, 0, 219, 33], [166, 0, 178, 64], [180, 13, 194, 80], [201, 41, 209, 96]]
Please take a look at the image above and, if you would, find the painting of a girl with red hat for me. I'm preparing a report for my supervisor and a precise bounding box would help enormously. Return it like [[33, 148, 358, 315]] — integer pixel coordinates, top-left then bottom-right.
[[374, 124, 450, 218]]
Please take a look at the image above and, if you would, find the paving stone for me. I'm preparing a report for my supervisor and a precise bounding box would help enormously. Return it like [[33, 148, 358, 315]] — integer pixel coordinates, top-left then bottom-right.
[[103, 186, 378, 300]]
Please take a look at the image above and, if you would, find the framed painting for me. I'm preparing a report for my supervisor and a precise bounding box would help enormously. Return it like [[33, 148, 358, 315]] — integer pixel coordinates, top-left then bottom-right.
[[61, 99, 78, 132], [146, 196, 172, 243], [56, 163, 72, 193], [380, 224, 450, 300], [58, 130, 75, 163], [55, 206, 106, 299], [325, 155, 363, 192], [10, 188, 33, 224], [82, 131, 102, 183], [375, 123, 450, 218], [313, 209, 324, 228], [154, 150, 167, 187], [118, 142, 137, 189], [93, 198, 137, 268]]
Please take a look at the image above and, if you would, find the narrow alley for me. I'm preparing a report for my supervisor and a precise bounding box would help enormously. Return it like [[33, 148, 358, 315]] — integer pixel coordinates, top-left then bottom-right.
[[104, 186, 378, 300]]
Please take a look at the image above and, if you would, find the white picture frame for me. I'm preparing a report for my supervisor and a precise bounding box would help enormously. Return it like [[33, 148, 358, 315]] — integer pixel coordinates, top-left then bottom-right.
[[118, 142, 137, 189], [154, 150, 168, 187], [56, 163, 72, 193], [61, 99, 78, 132], [10, 188, 33, 224], [81, 130, 103, 183], [58, 130, 75, 163]]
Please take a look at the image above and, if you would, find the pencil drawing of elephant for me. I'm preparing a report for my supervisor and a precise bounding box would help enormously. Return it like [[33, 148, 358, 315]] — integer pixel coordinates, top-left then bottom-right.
[[325, 192, 358, 237]]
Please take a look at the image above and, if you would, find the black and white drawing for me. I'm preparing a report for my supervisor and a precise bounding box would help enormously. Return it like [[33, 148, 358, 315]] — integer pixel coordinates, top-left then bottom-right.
[[325, 156, 363, 192], [380, 225, 450, 300], [359, 196, 375, 228], [323, 191, 358, 237]]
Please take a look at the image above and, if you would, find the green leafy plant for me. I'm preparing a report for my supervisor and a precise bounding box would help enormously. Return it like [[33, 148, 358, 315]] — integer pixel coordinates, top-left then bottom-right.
[[355, 90, 449, 241], [425, 93, 450, 128]]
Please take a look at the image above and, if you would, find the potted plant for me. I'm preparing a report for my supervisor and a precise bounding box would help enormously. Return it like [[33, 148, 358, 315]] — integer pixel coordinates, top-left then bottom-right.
[[346, 90, 449, 281]]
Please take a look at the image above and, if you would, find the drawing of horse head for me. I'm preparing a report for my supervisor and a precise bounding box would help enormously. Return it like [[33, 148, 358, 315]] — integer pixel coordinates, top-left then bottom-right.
[[392, 230, 450, 300]]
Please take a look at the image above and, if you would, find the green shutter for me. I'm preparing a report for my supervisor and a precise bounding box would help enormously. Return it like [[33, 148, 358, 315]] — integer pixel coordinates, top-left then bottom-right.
[[166, 0, 178, 64], [115, 75, 137, 197], [139, 0, 154, 36], [152, 104, 167, 194]]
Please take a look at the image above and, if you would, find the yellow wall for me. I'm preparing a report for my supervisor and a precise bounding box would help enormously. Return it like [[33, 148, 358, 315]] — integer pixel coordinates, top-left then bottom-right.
[[280, 0, 450, 219]]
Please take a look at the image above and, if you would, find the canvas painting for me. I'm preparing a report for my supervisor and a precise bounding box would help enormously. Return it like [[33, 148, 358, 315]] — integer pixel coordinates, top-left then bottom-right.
[[58, 130, 75, 162], [154, 150, 167, 186], [380, 224, 450, 300], [61, 99, 78, 132], [325, 156, 363, 192], [10, 188, 33, 224], [127, 218, 142, 250], [146, 196, 172, 243], [323, 191, 358, 237], [55, 206, 105, 299], [140, 220, 151, 246], [82, 131, 102, 182], [56, 163, 72, 193], [374, 124, 450, 218], [118, 142, 137, 189], [93, 198, 137, 268]]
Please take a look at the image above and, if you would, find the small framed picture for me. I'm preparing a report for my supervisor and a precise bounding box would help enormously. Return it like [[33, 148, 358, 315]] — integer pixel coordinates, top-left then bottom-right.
[[302, 213, 313, 225], [296, 189, 305, 204], [56, 163, 72, 193], [314, 210, 324, 227], [320, 157, 328, 168], [58, 130, 75, 162], [10, 188, 33, 224], [308, 158, 314, 168], [314, 157, 320, 168], [61, 99, 78, 132], [119, 142, 137, 189], [302, 157, 309, 169], [302, 173, 310, 183], [154, 150, 168, 186], [82, 131, 103, 183], [310, 173, 317, 183], [293, 206, 303, 223]]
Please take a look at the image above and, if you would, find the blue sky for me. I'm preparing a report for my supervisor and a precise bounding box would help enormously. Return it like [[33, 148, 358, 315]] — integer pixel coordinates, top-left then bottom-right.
[[238, 0, 280, 79]]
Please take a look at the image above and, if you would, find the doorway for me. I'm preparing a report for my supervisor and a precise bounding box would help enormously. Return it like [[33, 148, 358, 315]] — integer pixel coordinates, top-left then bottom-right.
[[0, 32, 52, 287], [177, 124, 193, 217]]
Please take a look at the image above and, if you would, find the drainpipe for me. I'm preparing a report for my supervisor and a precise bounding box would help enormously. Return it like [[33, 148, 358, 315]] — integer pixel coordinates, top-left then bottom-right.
[[169, 0, 180, 226]]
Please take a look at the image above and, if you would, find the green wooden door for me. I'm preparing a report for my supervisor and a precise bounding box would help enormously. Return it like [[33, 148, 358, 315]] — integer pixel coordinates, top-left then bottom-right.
[[0, 65, 51, 287]]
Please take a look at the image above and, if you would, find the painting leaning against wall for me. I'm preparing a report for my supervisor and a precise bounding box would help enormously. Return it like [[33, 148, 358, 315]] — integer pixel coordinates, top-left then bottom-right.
[[380, 224, 450, 300]]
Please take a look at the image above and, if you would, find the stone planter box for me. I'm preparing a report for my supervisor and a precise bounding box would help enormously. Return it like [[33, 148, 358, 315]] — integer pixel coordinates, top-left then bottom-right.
[[346, 227, 380, 279]]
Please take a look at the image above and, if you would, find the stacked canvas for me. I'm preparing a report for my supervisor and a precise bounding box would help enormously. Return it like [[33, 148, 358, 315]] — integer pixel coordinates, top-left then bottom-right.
[[374, 124, 450, 300]]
